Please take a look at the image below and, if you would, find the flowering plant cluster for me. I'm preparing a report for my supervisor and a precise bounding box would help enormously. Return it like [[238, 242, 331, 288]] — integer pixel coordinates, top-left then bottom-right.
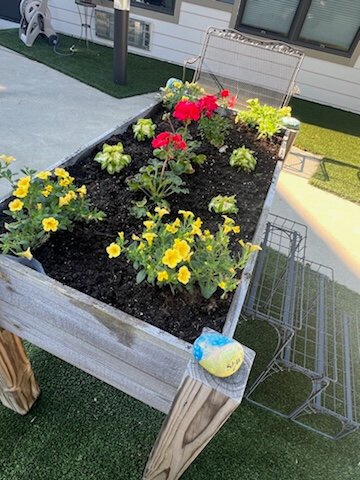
[[94, 143, 131, 175], [106, 208, 260, 299], [235, 98, 291, 139], [161, 80, 205, 109], [0, 156, 104, 259], [132, 118, 156, 142]]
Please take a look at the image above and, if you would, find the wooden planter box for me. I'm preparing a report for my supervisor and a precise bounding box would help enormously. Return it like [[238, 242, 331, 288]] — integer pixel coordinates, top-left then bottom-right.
[[0, 102, 292, 478]]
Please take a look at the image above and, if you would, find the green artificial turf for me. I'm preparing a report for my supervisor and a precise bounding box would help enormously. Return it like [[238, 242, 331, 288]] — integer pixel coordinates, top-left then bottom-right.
[[289, 98, 360, 203], [0, 29, 186, 99], [1, 278, 359, 480]]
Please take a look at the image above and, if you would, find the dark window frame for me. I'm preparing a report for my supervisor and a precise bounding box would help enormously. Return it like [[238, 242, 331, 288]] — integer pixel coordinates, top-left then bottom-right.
[[130, 0, 176, 16], [236, 0, 360, 58]]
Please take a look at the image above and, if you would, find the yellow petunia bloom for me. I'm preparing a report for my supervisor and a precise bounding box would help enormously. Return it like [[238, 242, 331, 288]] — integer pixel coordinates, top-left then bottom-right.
[[42, 217, 59, 232], [137, 242, 145, 251], [154, 206, 169, 218], [17, 176, 31, 188], [77, 185, 87, 197], [67, 190, 77, 200], [59, 176, 74, 187], [41, 185, 53, 197], [36, 171, 52, 180], [59, 195, 70, 207], [173, 81, 182, 88], [18, 248, 33, 260], [13, 186, 29, 198], [165, 223, 179, 234], [157, 270, 169, 282], [106, 243, 121, 258], [223, 225, 233, 235], [218, 281, 227, 290], [118, 231, 124, 240], [143, 220, 155, 230], [162, 248, 181, 269], [191, 225, 202, 237], [8, 199, 24, 212], [194, 217, 203, 229], [177, 266, 191, 285], [173, 239, 191, 261], [142, 232, 157, 246], [233, 226, 241, 234], [0, 154, 16, 165], [54, 167, 69, 178], [222, 215, 234, 226], [206, 245, 213, 252], [132, 234, 141, 241], [178, 210, 194, 220]]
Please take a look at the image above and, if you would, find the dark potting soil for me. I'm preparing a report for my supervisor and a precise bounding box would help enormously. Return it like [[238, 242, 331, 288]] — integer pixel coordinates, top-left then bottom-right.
[[33, 107, 282, 343]]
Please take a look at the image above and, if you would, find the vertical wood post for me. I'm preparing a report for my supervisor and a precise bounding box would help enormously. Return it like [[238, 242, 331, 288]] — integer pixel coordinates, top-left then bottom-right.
[[143, 336, 255, 480], [0, 328, 40, 415]]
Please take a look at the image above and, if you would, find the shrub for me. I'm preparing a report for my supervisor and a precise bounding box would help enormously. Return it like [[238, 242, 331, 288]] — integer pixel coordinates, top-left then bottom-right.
[[229, 146, 257, 172], [94, 143, 131, 174], [107, 209, 260, 299]]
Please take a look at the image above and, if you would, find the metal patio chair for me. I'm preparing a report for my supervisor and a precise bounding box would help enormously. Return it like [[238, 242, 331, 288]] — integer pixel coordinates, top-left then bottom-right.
[[183, 27, 304, 109]]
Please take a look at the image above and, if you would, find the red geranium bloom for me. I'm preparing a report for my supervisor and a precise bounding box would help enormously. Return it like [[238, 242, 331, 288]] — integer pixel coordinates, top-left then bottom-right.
[[152, 132, 172, 149], [173, 100, 201, 122], [197, 95, 218, 118], [220, 89, 230, 98], [171, 134, 187, 150]]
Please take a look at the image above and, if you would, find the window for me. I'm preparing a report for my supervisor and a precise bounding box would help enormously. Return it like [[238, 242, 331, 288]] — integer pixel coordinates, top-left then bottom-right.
[[130, 0, 175, 15], [236, 0, 360, 56]]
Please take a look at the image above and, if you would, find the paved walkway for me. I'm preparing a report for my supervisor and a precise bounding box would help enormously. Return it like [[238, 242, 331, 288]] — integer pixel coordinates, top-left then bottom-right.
[[0, 24, 359, 293]]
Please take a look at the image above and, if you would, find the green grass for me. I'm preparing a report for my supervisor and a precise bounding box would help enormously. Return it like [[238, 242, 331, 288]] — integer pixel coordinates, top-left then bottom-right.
[[289, 98, 360, 203], [0, 29, 186, 98]]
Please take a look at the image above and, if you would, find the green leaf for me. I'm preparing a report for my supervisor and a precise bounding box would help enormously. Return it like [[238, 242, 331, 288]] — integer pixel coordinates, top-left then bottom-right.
[[136, 269, 147, 284], [200, 283, 218, 299]]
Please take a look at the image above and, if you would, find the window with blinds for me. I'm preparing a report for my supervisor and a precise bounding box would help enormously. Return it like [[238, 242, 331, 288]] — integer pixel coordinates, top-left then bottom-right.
[[236, 0, 360, 57]]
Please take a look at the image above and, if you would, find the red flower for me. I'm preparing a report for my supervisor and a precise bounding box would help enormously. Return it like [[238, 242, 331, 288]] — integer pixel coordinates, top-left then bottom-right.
[[228, 95, 237, 108], [197, 95, 218, 118], [152, 132, 172, 149], [173, 100, 201, 122], [151, 132, 187, 151], [220, 89, 230, 98]]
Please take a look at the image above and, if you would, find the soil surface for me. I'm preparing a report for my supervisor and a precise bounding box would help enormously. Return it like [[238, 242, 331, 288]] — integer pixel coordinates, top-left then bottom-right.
[[32, 106, 281, 343]]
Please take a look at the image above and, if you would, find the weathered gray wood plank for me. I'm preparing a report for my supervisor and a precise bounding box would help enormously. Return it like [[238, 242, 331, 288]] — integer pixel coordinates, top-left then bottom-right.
[[0, 256, 191, 413]]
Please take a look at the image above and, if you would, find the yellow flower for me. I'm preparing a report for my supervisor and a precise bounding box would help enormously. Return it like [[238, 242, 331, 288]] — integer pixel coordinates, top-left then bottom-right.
[[173, 239, 191, 261], [118, 231, 124, 240], [239, 240, 262, 253], [206, 245, 213, 252], [59, 176, 74, 187], [166, 223, 179, 234], [13, 186, 29, 198], [54, 167, 69, 178], [132, 234, 141, 241], [41, 185, 53, 197], [37, 203, 43, 210], [8, 199, 23, 212], [222, 215, 234, 225], [142, 232, 157, 246], [218, 281, 227, 290], [0, 154, 16, 165], [178, 210, 194, 220], [154, 206, 169, 218], [191, 225, 202, 236], [157, 270, 169, 282], [42, 217, 59, 232], [173, 218, 181, 227], [233, 226, 240, 234], [224, 225, 233, 235], [36, 171, 51, 180], [173, 81, 182, 88], [67, 190, 77, 200], [17, 176, 31, 188], [137, 242, 145, 251], [106, 242, 121, 258], [18, 248, 33, 260], [162, 248, 181, 269], [77, 185, 87, 197], [143, 220, 155, 230], [194, 217, 202, 229], [177, 266, 191, 285]]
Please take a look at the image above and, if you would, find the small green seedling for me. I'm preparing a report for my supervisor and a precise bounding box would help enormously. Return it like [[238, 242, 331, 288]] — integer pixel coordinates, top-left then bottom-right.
[[229, 146, 257, 173], [208, 194, 238, 214], [132, 118, 156, 141], [94, 143, 131, 175]]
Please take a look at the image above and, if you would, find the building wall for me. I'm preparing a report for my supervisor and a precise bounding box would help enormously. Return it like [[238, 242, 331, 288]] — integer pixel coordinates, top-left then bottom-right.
[[48, 0, 360, 114]]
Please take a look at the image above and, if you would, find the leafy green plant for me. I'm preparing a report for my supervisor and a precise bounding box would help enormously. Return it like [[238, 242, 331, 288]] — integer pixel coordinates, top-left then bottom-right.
[[127, 159, 188, 214], [161, 80, 205, 109], [235, 98, 291, 139], [0, 158, 104, 259], [106, 209, 260, 299], [94, 143, 131, 174], [198, 113, 231, 148], [208, 195, 238, 214], [229, 146, 257, 172], [132, 118, 156, 141]]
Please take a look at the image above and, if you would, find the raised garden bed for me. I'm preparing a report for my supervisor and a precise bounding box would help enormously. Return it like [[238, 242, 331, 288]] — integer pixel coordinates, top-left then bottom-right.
[[0, 100, 288, 414]]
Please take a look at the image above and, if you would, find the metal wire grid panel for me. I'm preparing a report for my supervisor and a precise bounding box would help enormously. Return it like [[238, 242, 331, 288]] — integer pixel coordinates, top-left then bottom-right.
[[189, 27, 304, 109], [292, 312, 360, 439], [244, 214, 307, 332]]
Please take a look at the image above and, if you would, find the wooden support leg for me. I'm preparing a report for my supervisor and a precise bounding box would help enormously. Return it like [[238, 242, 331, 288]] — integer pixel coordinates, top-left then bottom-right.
[[0, 328, 40, 415], [143, 339, 255, 480]]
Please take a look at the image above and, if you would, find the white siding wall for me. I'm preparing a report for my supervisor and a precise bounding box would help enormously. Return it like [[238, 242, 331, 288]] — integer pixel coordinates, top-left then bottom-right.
[[48, 1, 360, 114]]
